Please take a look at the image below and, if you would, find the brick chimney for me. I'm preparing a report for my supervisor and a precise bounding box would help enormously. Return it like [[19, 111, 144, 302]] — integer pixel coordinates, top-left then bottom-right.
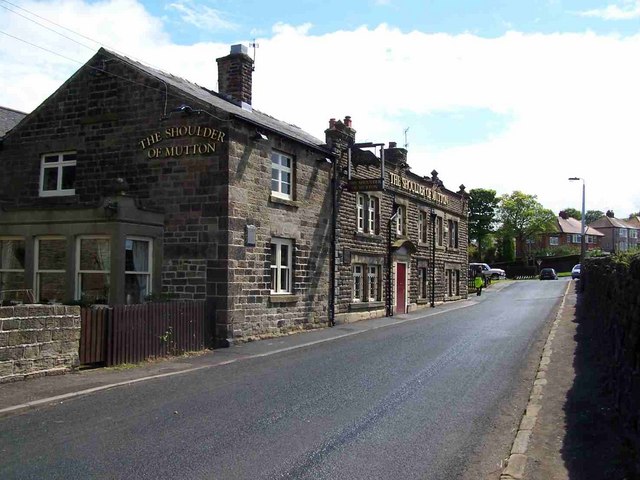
[[384, 141, 408, 169], [217, 44, 254, 106], [606, 210, 615, 218], [559, 210, 569, 219]]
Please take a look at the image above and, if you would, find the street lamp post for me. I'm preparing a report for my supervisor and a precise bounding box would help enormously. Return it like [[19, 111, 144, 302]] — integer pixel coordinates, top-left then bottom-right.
[[568, 177, 586, 265]]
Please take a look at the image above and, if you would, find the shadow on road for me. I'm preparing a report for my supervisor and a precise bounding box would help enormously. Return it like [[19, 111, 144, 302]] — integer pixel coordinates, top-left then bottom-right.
[[561, 283, 632, 479]]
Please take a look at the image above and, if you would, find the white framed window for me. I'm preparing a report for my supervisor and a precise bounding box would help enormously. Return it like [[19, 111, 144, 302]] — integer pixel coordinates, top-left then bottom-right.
[[125, 237, 152, 304], [357, 194, 366, 232], [619, 229, 628, 238], [629, 230, 638, 239], [271, 151, 292, 200], [586, 235, 595, 244], [395, 205, 405, 236], [40, 152, 76, 197], [352, 264, 364, 302], [368, 197, 378, 234], [270, 238, 292, 294], [549, 236, 559, 246], [0, 237, 26, 303], [76, 236, 110, 304], [418, 267, 428, 299], [35, 237, 67, 303], [571, 234, 581, 244], [356, 195, 379, 234], [367, 265, 380, 302]]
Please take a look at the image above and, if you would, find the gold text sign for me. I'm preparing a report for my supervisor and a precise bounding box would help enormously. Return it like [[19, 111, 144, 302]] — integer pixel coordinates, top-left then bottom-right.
[[138, 125, 226, 159]]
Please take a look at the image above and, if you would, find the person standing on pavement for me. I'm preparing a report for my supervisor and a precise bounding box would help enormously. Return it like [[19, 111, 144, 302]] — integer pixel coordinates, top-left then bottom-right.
[[474, 274, 484, 296]]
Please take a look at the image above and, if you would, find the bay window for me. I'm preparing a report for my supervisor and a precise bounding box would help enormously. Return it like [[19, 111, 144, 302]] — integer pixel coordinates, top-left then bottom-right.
[[76, 237, 110, 304], [35, 237, 67, 303], [125, 237, 152, 304], [0, 238, 26, 303]]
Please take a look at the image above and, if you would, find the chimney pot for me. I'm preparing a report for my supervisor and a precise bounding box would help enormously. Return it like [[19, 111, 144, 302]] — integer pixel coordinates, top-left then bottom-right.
[[329, 118, 336, 129], [344, 116, 352, 128], [230, 44, 248, 55], [389, 141, 397, 148]]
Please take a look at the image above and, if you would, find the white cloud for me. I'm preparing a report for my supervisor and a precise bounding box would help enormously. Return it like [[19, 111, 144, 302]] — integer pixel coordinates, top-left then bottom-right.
[[577, 1, 640, 20], [1, 1, 639, 217], [166, 0, 237, 31]]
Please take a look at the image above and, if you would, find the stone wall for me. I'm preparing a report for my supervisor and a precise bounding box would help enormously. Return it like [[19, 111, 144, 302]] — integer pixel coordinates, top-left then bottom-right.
[[582, 253, 640, 471], [0, 305, 80, 383], [223, 122, 333, 341]]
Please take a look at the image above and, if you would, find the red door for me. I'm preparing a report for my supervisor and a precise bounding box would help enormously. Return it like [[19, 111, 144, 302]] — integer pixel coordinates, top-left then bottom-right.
[[396, 263, 406, 314]]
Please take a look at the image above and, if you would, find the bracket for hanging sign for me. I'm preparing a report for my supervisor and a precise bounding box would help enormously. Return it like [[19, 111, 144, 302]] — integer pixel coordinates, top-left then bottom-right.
[[347, 142, 386, 191]]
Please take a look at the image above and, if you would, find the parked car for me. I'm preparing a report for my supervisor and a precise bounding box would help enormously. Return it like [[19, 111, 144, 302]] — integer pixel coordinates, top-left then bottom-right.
[[571, 264, 581, 279], [469, 263, 506, 280], [540, 268, 558, 280]]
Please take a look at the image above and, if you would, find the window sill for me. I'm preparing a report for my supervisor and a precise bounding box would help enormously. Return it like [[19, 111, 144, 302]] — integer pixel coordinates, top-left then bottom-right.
[[417, 298, 431, 305], [269, 294, 299, 304], [269, 195, 300, 208], [349, 301, 384, 311], [39, 190, 76, 197], [354, 231, 384, 243]]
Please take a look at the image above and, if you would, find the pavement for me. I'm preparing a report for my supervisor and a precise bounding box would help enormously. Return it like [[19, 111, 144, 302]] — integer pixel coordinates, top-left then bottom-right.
[[1, 280, 606, 479]]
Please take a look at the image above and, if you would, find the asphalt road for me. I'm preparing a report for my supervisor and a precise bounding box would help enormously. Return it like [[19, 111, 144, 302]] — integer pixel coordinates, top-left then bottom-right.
[[0, 279, 567, 480]]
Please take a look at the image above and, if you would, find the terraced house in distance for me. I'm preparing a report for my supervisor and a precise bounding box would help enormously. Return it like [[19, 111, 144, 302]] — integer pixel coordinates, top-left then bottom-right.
[[0, 45, 334, 345]]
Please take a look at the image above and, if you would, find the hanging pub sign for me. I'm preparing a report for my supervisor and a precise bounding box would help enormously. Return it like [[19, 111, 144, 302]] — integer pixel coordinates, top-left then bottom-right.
[[138, 125, 226, 159], [346, 177, 385, 192]]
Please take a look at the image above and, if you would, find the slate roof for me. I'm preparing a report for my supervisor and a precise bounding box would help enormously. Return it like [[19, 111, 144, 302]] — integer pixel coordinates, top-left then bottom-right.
[[556, 216, 604, 236], [590, 216, 637, 230], [0, 106, 27, 138], [101, 48, 328, 153]]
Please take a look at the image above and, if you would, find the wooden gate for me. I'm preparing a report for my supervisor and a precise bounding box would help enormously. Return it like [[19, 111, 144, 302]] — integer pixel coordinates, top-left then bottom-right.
[[80, 301, 209, 367], [80, 307, 109, 365]]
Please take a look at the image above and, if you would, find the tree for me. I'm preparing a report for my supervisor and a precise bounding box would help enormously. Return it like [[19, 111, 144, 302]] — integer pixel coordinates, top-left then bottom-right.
[[495, 233, 515, 262], [468, 188, 499, 261], [560, 208, 581, 220], [585, 210, 604, 224], [628, 211, 640, 220], [498, 191, 556, 260]]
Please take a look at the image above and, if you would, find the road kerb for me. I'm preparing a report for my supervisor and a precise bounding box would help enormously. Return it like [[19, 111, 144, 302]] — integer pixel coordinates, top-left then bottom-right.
[[500, 280, 572, 479]]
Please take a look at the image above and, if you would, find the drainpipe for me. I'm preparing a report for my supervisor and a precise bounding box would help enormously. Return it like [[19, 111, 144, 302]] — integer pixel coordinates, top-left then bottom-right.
[[387, 205, 399, 317], [329, 155, 337, 327], [430, 207, 437, 308]]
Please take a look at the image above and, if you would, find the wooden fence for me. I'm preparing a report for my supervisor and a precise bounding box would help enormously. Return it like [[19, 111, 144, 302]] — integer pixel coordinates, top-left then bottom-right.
[[80, 301, 210, 366]]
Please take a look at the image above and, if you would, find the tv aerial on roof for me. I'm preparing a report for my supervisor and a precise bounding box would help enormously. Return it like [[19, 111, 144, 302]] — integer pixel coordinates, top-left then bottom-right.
[[249, 40, 259, 71]]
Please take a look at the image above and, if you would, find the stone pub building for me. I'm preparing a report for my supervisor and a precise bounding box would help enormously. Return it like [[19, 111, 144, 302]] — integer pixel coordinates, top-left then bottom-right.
[[0, 44, 468, 345], [326, 120, 469, 323]]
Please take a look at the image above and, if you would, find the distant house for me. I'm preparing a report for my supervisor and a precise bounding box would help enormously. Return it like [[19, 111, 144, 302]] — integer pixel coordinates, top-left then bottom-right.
[[536, 212, 604, 253], [627, 215, 640, 230], [589, 211, 639, 253], [0, 106, 27, 138]]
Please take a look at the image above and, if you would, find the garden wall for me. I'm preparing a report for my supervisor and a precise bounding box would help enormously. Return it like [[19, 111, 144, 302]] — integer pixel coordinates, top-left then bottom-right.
[[582, 253, 640, 471], [0, 305, 80, 383]]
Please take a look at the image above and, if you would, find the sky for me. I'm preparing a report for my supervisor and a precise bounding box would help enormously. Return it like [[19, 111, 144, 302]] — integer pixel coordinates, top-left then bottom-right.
[[1, 0, 639, 218]]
